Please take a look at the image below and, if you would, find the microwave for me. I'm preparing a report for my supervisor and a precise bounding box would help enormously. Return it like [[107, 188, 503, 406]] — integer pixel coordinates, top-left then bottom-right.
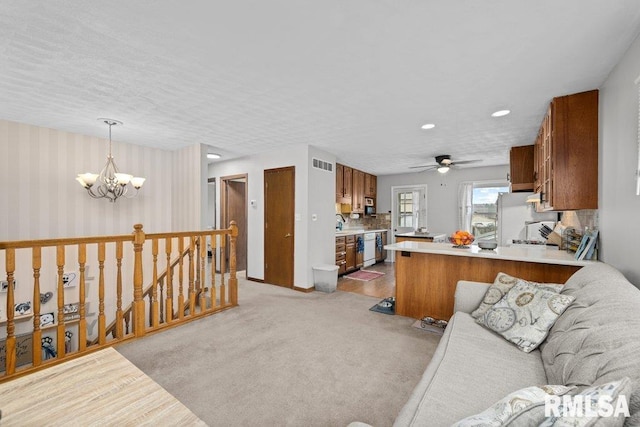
[[365, 205, 376, 216], [364, 197, 374, 206]]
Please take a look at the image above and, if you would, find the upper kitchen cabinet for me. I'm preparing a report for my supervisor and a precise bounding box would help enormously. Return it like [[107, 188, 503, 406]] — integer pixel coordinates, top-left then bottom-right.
[[509, 145, 535, 192], [364, 173, 377, 198], [535, 89, 599, 211], [336, 163, 352, 204], [352, 169, 365, 213]]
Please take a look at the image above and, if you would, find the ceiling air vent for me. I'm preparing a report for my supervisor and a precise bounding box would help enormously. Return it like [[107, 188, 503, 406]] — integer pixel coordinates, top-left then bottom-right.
[[312, 158, 333, 172]]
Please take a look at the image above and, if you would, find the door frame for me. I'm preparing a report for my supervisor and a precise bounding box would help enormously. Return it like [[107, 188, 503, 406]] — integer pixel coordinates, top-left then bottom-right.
[[389, 184, 427, 262], [220, 173, 248, 278]]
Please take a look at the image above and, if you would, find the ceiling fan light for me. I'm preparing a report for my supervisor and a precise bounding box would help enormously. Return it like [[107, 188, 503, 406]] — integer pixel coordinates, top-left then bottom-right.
[[491, 109, 511, 117], [437, 166, 450, 174]]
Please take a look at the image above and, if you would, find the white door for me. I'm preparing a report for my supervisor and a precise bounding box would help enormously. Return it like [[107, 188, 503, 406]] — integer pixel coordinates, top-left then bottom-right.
[[389, 185, 427, 262]]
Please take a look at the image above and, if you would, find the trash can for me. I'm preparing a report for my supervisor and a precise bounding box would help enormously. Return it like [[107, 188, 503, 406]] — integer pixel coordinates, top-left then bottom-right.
[[312, 264, 339, 293]]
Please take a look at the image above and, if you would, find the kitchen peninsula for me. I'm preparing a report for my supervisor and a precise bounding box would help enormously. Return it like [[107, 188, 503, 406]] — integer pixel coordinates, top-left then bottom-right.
[[384, 241, 598, 320]]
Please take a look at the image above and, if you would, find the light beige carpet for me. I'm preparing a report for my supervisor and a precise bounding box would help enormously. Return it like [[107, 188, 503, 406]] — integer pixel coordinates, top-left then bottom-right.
[[117, 278, 441, 426], [0, 347, 205, 426]]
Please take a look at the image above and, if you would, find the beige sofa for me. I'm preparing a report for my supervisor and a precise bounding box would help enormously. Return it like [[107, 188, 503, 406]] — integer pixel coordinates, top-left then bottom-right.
[[393, 263, 640, 426]]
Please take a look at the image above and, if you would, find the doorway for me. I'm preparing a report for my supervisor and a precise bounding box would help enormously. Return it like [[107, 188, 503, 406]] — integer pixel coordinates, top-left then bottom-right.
[[389, 185, 427, 262], [221, 174, 248, 273], [264, 166, 295, 288]]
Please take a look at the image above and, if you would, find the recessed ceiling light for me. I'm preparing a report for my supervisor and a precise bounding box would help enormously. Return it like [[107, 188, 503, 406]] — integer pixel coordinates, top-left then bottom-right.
[[421, 123, 435, 130], [491, 110, 511, 117], [207, 153, 221, 159]]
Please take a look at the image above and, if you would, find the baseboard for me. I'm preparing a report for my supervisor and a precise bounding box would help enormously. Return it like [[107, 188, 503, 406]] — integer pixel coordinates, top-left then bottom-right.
[[293, 286, 315, 293], [247, 276, 264, 283]]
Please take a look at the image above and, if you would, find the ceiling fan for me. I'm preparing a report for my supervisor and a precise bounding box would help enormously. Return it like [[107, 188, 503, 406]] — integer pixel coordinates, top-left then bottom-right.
[[409, 155, 481, 173]]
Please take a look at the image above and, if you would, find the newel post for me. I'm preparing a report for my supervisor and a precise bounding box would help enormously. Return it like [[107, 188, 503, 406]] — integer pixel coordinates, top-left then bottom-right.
[[132, 224, 146, 337], [228, 221, 238, 306]]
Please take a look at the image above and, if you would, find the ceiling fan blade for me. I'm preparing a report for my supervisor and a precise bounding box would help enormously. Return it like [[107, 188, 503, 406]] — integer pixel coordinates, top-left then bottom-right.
[[408, 164, 438, 169], [450, 159, 481, 165]]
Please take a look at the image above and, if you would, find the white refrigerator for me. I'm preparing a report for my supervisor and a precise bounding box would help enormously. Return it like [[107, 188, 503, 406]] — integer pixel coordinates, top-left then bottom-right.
[[497, 193, 558, 246]]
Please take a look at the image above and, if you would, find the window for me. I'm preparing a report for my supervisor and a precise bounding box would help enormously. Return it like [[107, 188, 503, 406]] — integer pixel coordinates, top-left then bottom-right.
[[459, 181, 508, 237], [471, 184, 509, 239], [398, 191, 415, 227]]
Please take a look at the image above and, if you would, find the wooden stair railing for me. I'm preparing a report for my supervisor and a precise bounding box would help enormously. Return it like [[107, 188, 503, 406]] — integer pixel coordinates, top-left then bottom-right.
[[0, 221, 238, 383], [92, 246, 191, 344]]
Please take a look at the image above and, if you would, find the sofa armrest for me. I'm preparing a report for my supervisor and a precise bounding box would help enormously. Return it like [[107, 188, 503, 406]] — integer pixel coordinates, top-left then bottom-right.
[[453, 280, 490, 314]]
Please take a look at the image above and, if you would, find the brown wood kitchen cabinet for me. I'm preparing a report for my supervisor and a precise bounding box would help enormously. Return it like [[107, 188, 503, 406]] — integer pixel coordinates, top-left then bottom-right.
[[534, 89, 598, 211], [509, 145, 534, 192], [345, 235, 356, 271], [335, 163, 353, 204], [335, 236, 346, 275], [364, 173, 377, 198], [352, 169, 365, 214]]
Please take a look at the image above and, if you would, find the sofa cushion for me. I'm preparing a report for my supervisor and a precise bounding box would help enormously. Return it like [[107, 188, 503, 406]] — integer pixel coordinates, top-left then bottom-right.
[[476, 280, 574, 353], [394, 312, 548, 427], [541, 263, 640, 422], [452, 384, 574, 427], [539, 377, 632, 427], [471, 272, 563, 320]]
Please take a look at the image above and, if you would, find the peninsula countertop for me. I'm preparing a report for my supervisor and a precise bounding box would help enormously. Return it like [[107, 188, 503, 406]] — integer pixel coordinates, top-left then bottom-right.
[[394, 231, 447, 240], [384, 241, 598, 267], [335, 228, 389, 237]]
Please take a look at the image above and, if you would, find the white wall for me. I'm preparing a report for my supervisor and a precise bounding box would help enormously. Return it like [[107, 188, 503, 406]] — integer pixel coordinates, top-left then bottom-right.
[[208, 145, 335, 289], [0, 120, 173, 240], [599, 33, 640, 287], [306, 146, 337, 287], [377, 165, 510, 234]]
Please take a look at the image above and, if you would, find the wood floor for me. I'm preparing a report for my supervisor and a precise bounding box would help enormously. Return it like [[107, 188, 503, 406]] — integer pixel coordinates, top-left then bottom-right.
[[0, 348, 206, 426], [337, 261, 395, 299]]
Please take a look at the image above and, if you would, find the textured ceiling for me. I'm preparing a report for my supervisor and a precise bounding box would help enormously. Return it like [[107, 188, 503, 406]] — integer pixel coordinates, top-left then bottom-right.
[[1, 1, 640, 175]]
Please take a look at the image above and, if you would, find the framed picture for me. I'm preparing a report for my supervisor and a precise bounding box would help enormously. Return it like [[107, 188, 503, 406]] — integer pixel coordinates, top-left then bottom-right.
[[62, 272, 77, 288], [0, 333, 33, 371], [0, 279, 16, 293], [40, 312, 55, 328], [14, 301, 32, 316], [63, 302, 80, 321]]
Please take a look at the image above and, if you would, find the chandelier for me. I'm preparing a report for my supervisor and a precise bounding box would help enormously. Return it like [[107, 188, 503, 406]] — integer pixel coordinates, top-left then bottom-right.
[[76, 119, 145, 202]]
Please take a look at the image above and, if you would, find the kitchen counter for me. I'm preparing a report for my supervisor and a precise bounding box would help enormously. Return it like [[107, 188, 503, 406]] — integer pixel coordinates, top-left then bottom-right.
[[395, 232, 447, 242], [335, 228, 388, 236], [384, 241, 596, 267], [385, 241, 593, 320]]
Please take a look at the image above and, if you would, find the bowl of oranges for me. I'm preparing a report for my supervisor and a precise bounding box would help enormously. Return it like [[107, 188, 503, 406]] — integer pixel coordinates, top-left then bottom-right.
[[449, 230, 474, 248]]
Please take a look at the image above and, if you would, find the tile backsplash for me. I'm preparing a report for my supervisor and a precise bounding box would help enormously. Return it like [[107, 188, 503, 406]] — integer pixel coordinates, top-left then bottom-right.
[[561, 210, 599, 232], [345, 214, 391, 231]]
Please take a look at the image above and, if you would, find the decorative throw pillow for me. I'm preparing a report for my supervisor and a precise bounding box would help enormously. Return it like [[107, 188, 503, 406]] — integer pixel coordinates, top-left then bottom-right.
[[539, 378, 632, 427], [476, 280, 575, 353], [452, 384, 575, 427], [471, 272, 563, 319]]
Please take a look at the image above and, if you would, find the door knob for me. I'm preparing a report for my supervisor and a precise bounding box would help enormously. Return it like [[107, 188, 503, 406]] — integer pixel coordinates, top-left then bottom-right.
[[285, 233, 292, 238]]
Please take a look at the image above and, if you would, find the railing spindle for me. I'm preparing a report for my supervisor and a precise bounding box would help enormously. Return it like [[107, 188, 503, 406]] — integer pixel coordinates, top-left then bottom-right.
[[32, 247, 42, 367], [165, 237, 173, 323], [188, 237, 195, 316], [115, 241, 124, 339], [152, 238, 159, 328], [159, 277, 165, 324], [220, 233, 226, 306], [199, 236, 206, 312], [211, 233, 217, 308], [78, 243, 87, 352], [5, 248, 16, 374], [56, 245, 66, 358], [98, 242, 106, 345], [229, 221, 238, 306]]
